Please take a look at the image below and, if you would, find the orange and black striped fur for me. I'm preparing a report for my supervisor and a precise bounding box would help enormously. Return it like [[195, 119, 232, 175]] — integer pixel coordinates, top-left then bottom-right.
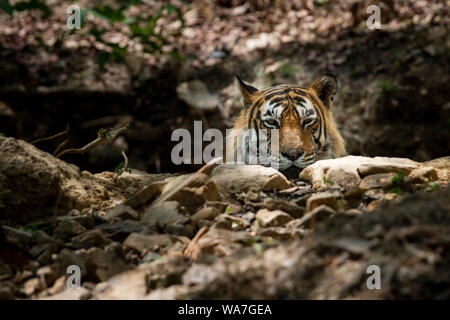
[[227, 74, 346, 172]]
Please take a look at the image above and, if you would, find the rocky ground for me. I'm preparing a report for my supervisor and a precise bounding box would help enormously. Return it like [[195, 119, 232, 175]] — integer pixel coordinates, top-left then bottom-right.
[[1, 135, 449, 300]]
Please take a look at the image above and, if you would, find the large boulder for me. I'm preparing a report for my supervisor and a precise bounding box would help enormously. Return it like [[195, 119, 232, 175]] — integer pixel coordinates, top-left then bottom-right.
[[210, 164, 290, 194], [299, 156, 421, 190]]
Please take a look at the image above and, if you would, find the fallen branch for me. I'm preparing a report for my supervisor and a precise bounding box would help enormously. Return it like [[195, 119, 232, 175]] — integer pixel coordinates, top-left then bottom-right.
[[31, 123, 70, 144], [55, 125, 130, 158], [53, 140, 69, 156]]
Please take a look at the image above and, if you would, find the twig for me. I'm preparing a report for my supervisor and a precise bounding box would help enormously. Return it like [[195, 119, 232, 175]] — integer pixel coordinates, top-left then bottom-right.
[[55, 125, 129, 158], [31, 123, 70, 144], [53, 140, 69, 156], [113, 151, 129, 182]]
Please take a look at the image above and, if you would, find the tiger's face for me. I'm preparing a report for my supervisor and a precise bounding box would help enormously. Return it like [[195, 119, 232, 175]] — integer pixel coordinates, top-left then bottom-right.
[[232, 74, 346, 173]]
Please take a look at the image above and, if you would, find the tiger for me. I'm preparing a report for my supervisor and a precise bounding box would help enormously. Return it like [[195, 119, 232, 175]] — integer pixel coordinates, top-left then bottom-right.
[[226, 74, 346, 177]]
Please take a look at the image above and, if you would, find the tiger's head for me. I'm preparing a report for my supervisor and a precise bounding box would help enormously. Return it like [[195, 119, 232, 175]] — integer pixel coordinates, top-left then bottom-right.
[[230, 74, 346, 174]]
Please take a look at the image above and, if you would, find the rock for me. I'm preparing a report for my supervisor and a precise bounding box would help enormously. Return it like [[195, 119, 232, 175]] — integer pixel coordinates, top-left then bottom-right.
[[2, 226, 34, 246], [54, 219, 87, 241], [53, 249, 87, 279], [258, 227, 292, 240], [422, 156, 450, 170], [142, 201, 189, 228], [0, 260, 13, 281], [408, 167, 438, 183], [70, 229, 107, 250], [256, 209, 293, 227], [291, 205, 336, 229], [164, 224, 194, 238], [299, 156, 419, 190], [366, 193, 399, 211], [211, 164, 290, 194], [357, 158, 419, 176], [176, 80, 219, 112], [204, 201, 229, 213], [124, 181, 165, 208], [190, 207, 221, 225], [47, 276, 67, 295], [123, 233, 173, 254], [85, 244, 130, 282], [22, 277, 43, 296], [0, 281, 15, 299], [98, 220, 143, 241], [41, 287, 91, 300], [91, 266, 149, 299], [0, 136, 81, 223], [34, 230, 58, 245], [163, 174, 220, 213], [263, 198, 305, 218], [214, 214, 246, 230], [306, 192, 340, 212], [105, 204, 139, 221], [182, 264, 217, 286], [345, 173, 396, 198], [184, 227, 250, 260], [359, 173, 397, 190], [330, 237, 372, 255]]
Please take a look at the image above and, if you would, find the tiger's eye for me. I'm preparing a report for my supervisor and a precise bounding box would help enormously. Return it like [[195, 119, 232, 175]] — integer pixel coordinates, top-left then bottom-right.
[[265, 119, 279, 128]]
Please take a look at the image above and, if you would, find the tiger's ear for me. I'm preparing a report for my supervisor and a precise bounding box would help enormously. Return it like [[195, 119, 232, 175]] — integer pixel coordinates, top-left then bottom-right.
[[236, 75, 259, 108], [310, 74, 338, 108]]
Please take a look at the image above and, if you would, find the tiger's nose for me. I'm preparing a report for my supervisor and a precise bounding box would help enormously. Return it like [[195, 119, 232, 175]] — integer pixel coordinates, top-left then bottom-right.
[[281, 150, 304, 161]]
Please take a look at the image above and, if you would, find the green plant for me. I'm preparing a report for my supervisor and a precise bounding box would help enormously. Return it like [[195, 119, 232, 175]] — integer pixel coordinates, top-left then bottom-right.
[[97, 127, 114, 138], [378, 80, 397, 93], [323, 176, 334, 185], [114, 161, 131, 174], [428, 181, 440, 191], [389, 170, 405, 195]]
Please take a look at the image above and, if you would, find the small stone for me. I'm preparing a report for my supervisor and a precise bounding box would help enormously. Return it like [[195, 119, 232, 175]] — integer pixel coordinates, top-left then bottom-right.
[[331, 237, 372, 255], [190, 207, 221, 225], [22, 277, 42, 296], [53, 249, 87, 279], [123, 233, 173, 254], [142, 201, 189, 228], [0, 282, 16, 299], [291, 205, 336, 229], [256, 209, 293, 227], [105, 204, 139, 221], [214, 214, 246, 230], [125, 181, 165, 208], [408, 167, 438, 183], [258, 227, 291, 240], [85, 245, 130, 282], [164, 224, 194, 238], [263, 198, 304, 218], [48, 276, 67, 295], [54, 219, 86, 241], [204, 201, 229, 213], [306, 192, 340, 212], [168, 180, 220, 213], [70, 229, 106, 249], [359, 173, 396, 190]]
